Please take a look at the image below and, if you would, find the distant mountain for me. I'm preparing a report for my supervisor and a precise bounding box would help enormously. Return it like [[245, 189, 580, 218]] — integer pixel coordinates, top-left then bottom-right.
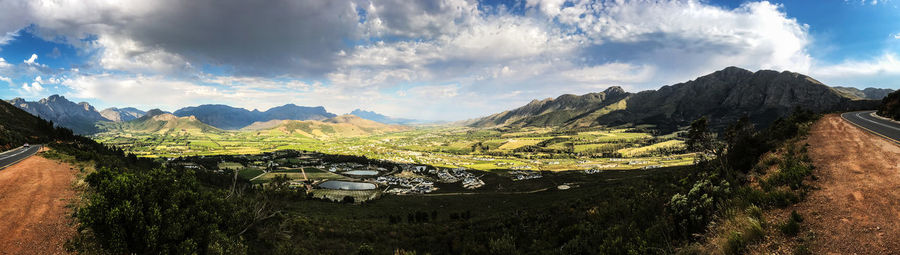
[[877, 90, 900, 121], [5, 95, 110, 134], [100, 107, 146, 122], [242, 114, 409, 139], [349, 109, 421, 125], [832, 87, 894, 100], [99, 109, 221, 134], [0, 100, 58, 150], [173, 104, 336, 130], [472, 67, 879, 130]]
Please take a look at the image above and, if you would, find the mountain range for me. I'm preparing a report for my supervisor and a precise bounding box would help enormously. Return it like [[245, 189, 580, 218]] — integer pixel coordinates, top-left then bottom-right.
[[831, 86, 894, 100], [470, 67, 882, 130], [4, 67, 889, 134], [242, 115, 410, 139], [98, 109, 407, 140], [99, 109, 221, 134], [349, 109, 422, 125], [173, 104, 336, 130]]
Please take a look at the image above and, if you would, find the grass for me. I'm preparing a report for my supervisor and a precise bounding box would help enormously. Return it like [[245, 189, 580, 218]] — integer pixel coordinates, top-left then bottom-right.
[[237, 169, 265, 180], [94, 125, 696, 171]]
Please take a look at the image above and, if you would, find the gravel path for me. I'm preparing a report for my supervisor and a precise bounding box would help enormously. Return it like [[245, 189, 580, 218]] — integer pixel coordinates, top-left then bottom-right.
[[801, 114, 900, 254], [0, 152, 76, 255]]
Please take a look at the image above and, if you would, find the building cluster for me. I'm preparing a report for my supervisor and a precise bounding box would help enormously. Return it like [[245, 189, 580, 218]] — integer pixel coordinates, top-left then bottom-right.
[[378, 176, 437, 194], [509, 170, 543, 181]]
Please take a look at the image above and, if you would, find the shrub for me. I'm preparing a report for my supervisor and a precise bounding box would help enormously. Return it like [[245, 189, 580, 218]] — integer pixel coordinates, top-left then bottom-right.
[[779, 211, 803, 237]]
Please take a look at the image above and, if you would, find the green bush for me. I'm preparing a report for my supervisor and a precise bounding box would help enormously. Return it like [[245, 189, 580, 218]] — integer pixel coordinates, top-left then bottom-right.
[[779, 211, 803, 237], [77, 167, 245, 254]]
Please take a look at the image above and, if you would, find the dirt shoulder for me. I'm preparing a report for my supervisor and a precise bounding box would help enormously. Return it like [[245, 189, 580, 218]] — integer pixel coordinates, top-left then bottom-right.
[[0, 150, 77, 255], [800, 114, 900, 254]]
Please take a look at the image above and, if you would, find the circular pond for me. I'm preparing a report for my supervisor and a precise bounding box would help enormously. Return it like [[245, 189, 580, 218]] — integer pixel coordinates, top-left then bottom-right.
[[318, 180, 376, 190], [343, 170, 379, 176]]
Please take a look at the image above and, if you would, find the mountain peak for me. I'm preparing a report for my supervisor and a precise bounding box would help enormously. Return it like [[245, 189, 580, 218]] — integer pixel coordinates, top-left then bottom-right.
[[144, 109, 167, 117], [603, 86, 627, 96]]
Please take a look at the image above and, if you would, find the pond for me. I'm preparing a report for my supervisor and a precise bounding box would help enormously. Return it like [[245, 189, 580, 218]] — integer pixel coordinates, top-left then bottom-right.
[[318, 180, 377, 190], [343, 170, 379, 176]]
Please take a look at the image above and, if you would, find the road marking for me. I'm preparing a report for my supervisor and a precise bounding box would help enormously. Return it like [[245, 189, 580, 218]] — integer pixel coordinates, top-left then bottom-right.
[[0, 148, 28, 161], [0, 146, 39, 170], [854, 112, 900, 132], [842, 112, 900, 145]]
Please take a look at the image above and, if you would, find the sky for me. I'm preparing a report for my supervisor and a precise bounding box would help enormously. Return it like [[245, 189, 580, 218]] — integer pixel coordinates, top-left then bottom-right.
[[0, 0, 899, 121]]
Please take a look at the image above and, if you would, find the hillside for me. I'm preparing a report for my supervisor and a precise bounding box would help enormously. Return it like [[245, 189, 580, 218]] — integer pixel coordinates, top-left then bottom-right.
[[0, 100, 57, 150], [6, 95, 110, 134], [242, 114, 409, 139], [472, 67, 879, 130], [173, 104, 336, 130], [832, 86, 894, 100], [100, 109, 222, 134], [100, 107, 146, 122], [877, 90, 900, 120], [471, 86, 630, 128]]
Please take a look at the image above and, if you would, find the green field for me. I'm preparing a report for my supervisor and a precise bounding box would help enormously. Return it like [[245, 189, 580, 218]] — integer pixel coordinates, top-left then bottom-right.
[[94, 124, 696, 171]]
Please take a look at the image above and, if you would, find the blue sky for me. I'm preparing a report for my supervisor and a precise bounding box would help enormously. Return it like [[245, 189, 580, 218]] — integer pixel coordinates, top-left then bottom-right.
[[0, 0, 899, 120]]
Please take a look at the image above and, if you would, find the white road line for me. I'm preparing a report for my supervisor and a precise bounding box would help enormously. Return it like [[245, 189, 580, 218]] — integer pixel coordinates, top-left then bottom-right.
[[853, 112, 900, 132], [0, 147, 23, 157], [0, 148, 28, 161]]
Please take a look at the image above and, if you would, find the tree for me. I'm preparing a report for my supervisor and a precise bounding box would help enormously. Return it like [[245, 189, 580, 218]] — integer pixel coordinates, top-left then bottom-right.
[[685, 117, 711, 153]]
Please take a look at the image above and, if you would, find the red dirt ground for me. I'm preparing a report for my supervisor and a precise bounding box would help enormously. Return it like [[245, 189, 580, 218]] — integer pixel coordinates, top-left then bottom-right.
[[800, 114, 900, 254], [0, 151, 76, 255]]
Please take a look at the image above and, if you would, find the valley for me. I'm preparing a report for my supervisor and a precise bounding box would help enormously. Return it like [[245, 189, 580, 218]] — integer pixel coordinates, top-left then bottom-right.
[[93, 123, 696, 172]]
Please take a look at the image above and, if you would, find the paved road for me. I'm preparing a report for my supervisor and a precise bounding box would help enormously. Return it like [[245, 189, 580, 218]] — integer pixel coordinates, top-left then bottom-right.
[[0, 145, 41, 170], [841, 111, 900, 144]]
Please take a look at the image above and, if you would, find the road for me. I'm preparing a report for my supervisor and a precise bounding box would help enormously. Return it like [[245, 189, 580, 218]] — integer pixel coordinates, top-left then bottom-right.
[[0, 145, 42, 170], [841, 111, 900, 144]]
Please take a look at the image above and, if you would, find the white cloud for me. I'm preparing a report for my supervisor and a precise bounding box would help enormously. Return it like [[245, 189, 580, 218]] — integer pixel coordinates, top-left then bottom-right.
[[92, 35, 193, 74], [63, 74, 224, 108], [21, 81, 44, 94], [0, 57, 10, 68], [405, 84, 460, 99], [812, 53, 900, 80], [561, 63, 655, 84], [23, 54, 37, 65], [0, 0, 855, 120], [0, 76, 11, 85]]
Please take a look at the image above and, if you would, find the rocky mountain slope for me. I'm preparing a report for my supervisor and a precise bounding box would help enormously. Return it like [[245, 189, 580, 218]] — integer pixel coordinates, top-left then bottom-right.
[[5, 95, 110, 134], [832, 86, 894, 100], [173, 104, 336, 130], [242, 114, 409, 139], [472, 67, 880, 130], [0, 100, 58, 150], [470, 86, 629, 128], [100, 107, 146, 122]]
